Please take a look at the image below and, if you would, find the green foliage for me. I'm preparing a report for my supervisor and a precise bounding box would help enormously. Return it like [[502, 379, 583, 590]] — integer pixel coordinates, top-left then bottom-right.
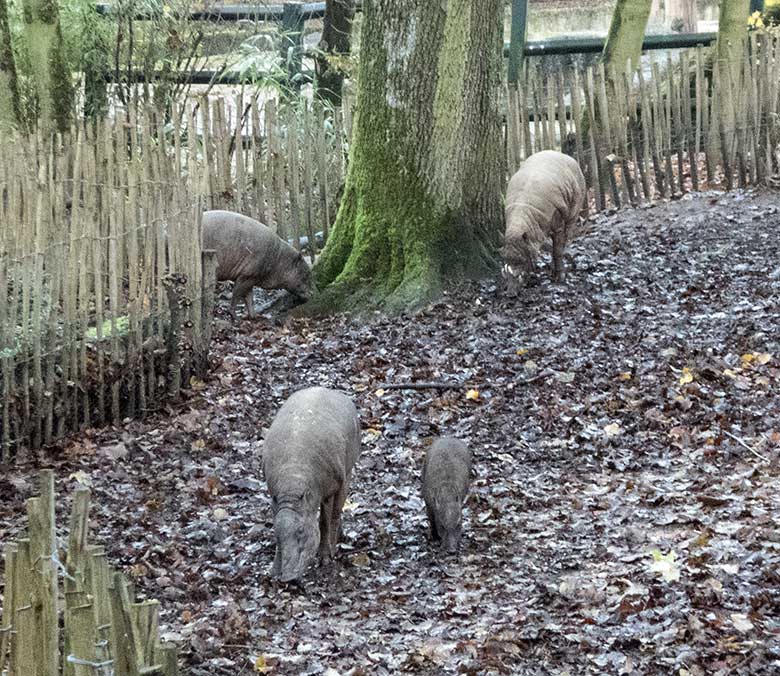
[[85, 316, 130, 341], [3, 0, 362, 126], [230, 33, 293, 93], [0, 0, 21, 127], [59, 0, 111, 75]]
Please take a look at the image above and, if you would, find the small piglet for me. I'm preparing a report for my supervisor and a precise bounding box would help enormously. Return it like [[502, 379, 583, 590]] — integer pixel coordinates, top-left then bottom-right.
[[262, 387, 361, 582], [202, 210, 313, 318], [422, 437, 472, 553]]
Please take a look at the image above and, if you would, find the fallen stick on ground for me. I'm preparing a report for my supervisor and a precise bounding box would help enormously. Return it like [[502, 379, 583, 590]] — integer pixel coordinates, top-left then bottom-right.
[[722, 430, 770, 464], [379, 382, 462, 391], [379, 371, 551, 391]]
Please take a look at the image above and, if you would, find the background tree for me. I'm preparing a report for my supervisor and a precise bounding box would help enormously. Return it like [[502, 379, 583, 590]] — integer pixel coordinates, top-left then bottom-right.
[[22, 0, 73, 132], [601, 0, 653, 75], [717, 0, 751, 67], [716, 0, 749, 156], [315, 0, 354, 106], [667, 0, 697, 33], [0, 0, 20, 129], [311, 0, 504, 313]]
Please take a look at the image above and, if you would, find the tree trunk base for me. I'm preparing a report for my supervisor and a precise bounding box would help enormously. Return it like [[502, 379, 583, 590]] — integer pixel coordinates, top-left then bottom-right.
[[300, 232, 496, 317], [304, 0, 504, 316]]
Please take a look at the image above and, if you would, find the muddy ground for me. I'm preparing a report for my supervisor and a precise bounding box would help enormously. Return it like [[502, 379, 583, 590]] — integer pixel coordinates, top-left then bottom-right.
[[1, 188, 779, 675]]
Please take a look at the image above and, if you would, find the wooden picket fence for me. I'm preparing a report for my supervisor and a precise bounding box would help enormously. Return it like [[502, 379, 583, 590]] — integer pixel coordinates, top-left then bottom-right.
[[0, 113, 215, 464], [507, 35, 780, 210], [0, 94, 347, 463], [183, 94, 348, 253], [0, 470, 178, 675]]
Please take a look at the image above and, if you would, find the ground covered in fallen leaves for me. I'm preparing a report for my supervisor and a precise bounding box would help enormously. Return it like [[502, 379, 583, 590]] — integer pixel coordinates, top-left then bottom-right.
[[2, 189, 780, 675]]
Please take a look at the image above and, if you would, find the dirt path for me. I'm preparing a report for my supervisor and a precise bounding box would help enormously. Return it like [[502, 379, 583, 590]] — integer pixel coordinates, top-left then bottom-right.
[[2, 189, 779, 675]]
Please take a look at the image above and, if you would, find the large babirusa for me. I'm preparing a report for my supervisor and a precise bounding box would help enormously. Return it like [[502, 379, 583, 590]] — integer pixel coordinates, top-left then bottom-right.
[[422, 437, 472, 554], [502, 150, 587, 292], [262, 387, 361, 582], [202, 210, 313, 318]]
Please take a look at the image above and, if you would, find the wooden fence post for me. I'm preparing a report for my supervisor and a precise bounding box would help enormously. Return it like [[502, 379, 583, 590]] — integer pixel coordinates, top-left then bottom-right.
[[197, 250, 218, 377], [26, 470, 59, 676], [163, 274, 185, 400], [2, 474, 180, 674], [109, 573, 142, 676], [155, 643, 180, 676]]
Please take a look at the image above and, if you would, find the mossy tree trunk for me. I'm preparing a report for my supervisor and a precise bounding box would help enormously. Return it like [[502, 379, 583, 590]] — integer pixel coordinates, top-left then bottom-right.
[[716, 0, 749, 159], [717, 0, 750, 68], [315, 0, 354, 106], [0, 0, 20, 129], [311, 0, 504, 313], [602, 0, 652, 74], [23, 0, 73, 133]]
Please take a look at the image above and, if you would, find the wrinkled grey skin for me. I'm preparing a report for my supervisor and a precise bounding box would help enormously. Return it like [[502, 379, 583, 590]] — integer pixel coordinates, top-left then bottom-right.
[[202, 210, 314, 318], [422, 437, 472, 554], [502, 150, 586, 294], [262, 387, 361, 582]]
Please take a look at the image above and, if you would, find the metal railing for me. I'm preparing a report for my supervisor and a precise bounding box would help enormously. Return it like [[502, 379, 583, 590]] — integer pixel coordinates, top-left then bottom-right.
[[94, 1, 724, 86]]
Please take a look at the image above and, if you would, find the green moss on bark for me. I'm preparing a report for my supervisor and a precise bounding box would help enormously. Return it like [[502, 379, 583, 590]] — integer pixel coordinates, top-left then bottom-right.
[[306, 0, 503, 316], [0, 0, 21, 128], [23, 0, 73, 132], [602, 0, 652, 71]]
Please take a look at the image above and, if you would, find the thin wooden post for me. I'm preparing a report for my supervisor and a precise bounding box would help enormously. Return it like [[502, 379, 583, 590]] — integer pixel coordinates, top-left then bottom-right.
[[163, 274, 184, 400], [197, 250, 218, 377], [314, 102, 332, 238], [155, 643, 179, 676], [569, 69, 587, 171], [697, 46, 714, 185], [66, 604, 98, 676], [669, 52, 686, 195], [584, 67, 605, 211], [130, 600, 160, 669], [109, 573, 142, 676], [64, 487, 90, 676], [27, 470, 58, 676], [287, 105, 303, 249], [1, 544, 16, 674]]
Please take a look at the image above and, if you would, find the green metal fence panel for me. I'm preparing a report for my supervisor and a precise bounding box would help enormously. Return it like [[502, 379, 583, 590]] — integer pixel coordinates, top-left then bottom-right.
[[508, 0, 529, 86]]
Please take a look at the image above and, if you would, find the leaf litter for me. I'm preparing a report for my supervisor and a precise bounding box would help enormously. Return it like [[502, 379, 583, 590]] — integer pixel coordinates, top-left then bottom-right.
[[1, 189, 779, 675]]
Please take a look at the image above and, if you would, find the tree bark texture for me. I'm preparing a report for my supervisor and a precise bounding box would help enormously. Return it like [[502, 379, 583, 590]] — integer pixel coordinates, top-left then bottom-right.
[[311, 0, 504, 313], [717, 0, 750, 70], [716, 0, 749, 158], [666, 0, 697, 33], [602, 0, 653, 73], [0, 0, 20, 129], [315, 0, 354, 106], [22, 0, 73, 133]]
